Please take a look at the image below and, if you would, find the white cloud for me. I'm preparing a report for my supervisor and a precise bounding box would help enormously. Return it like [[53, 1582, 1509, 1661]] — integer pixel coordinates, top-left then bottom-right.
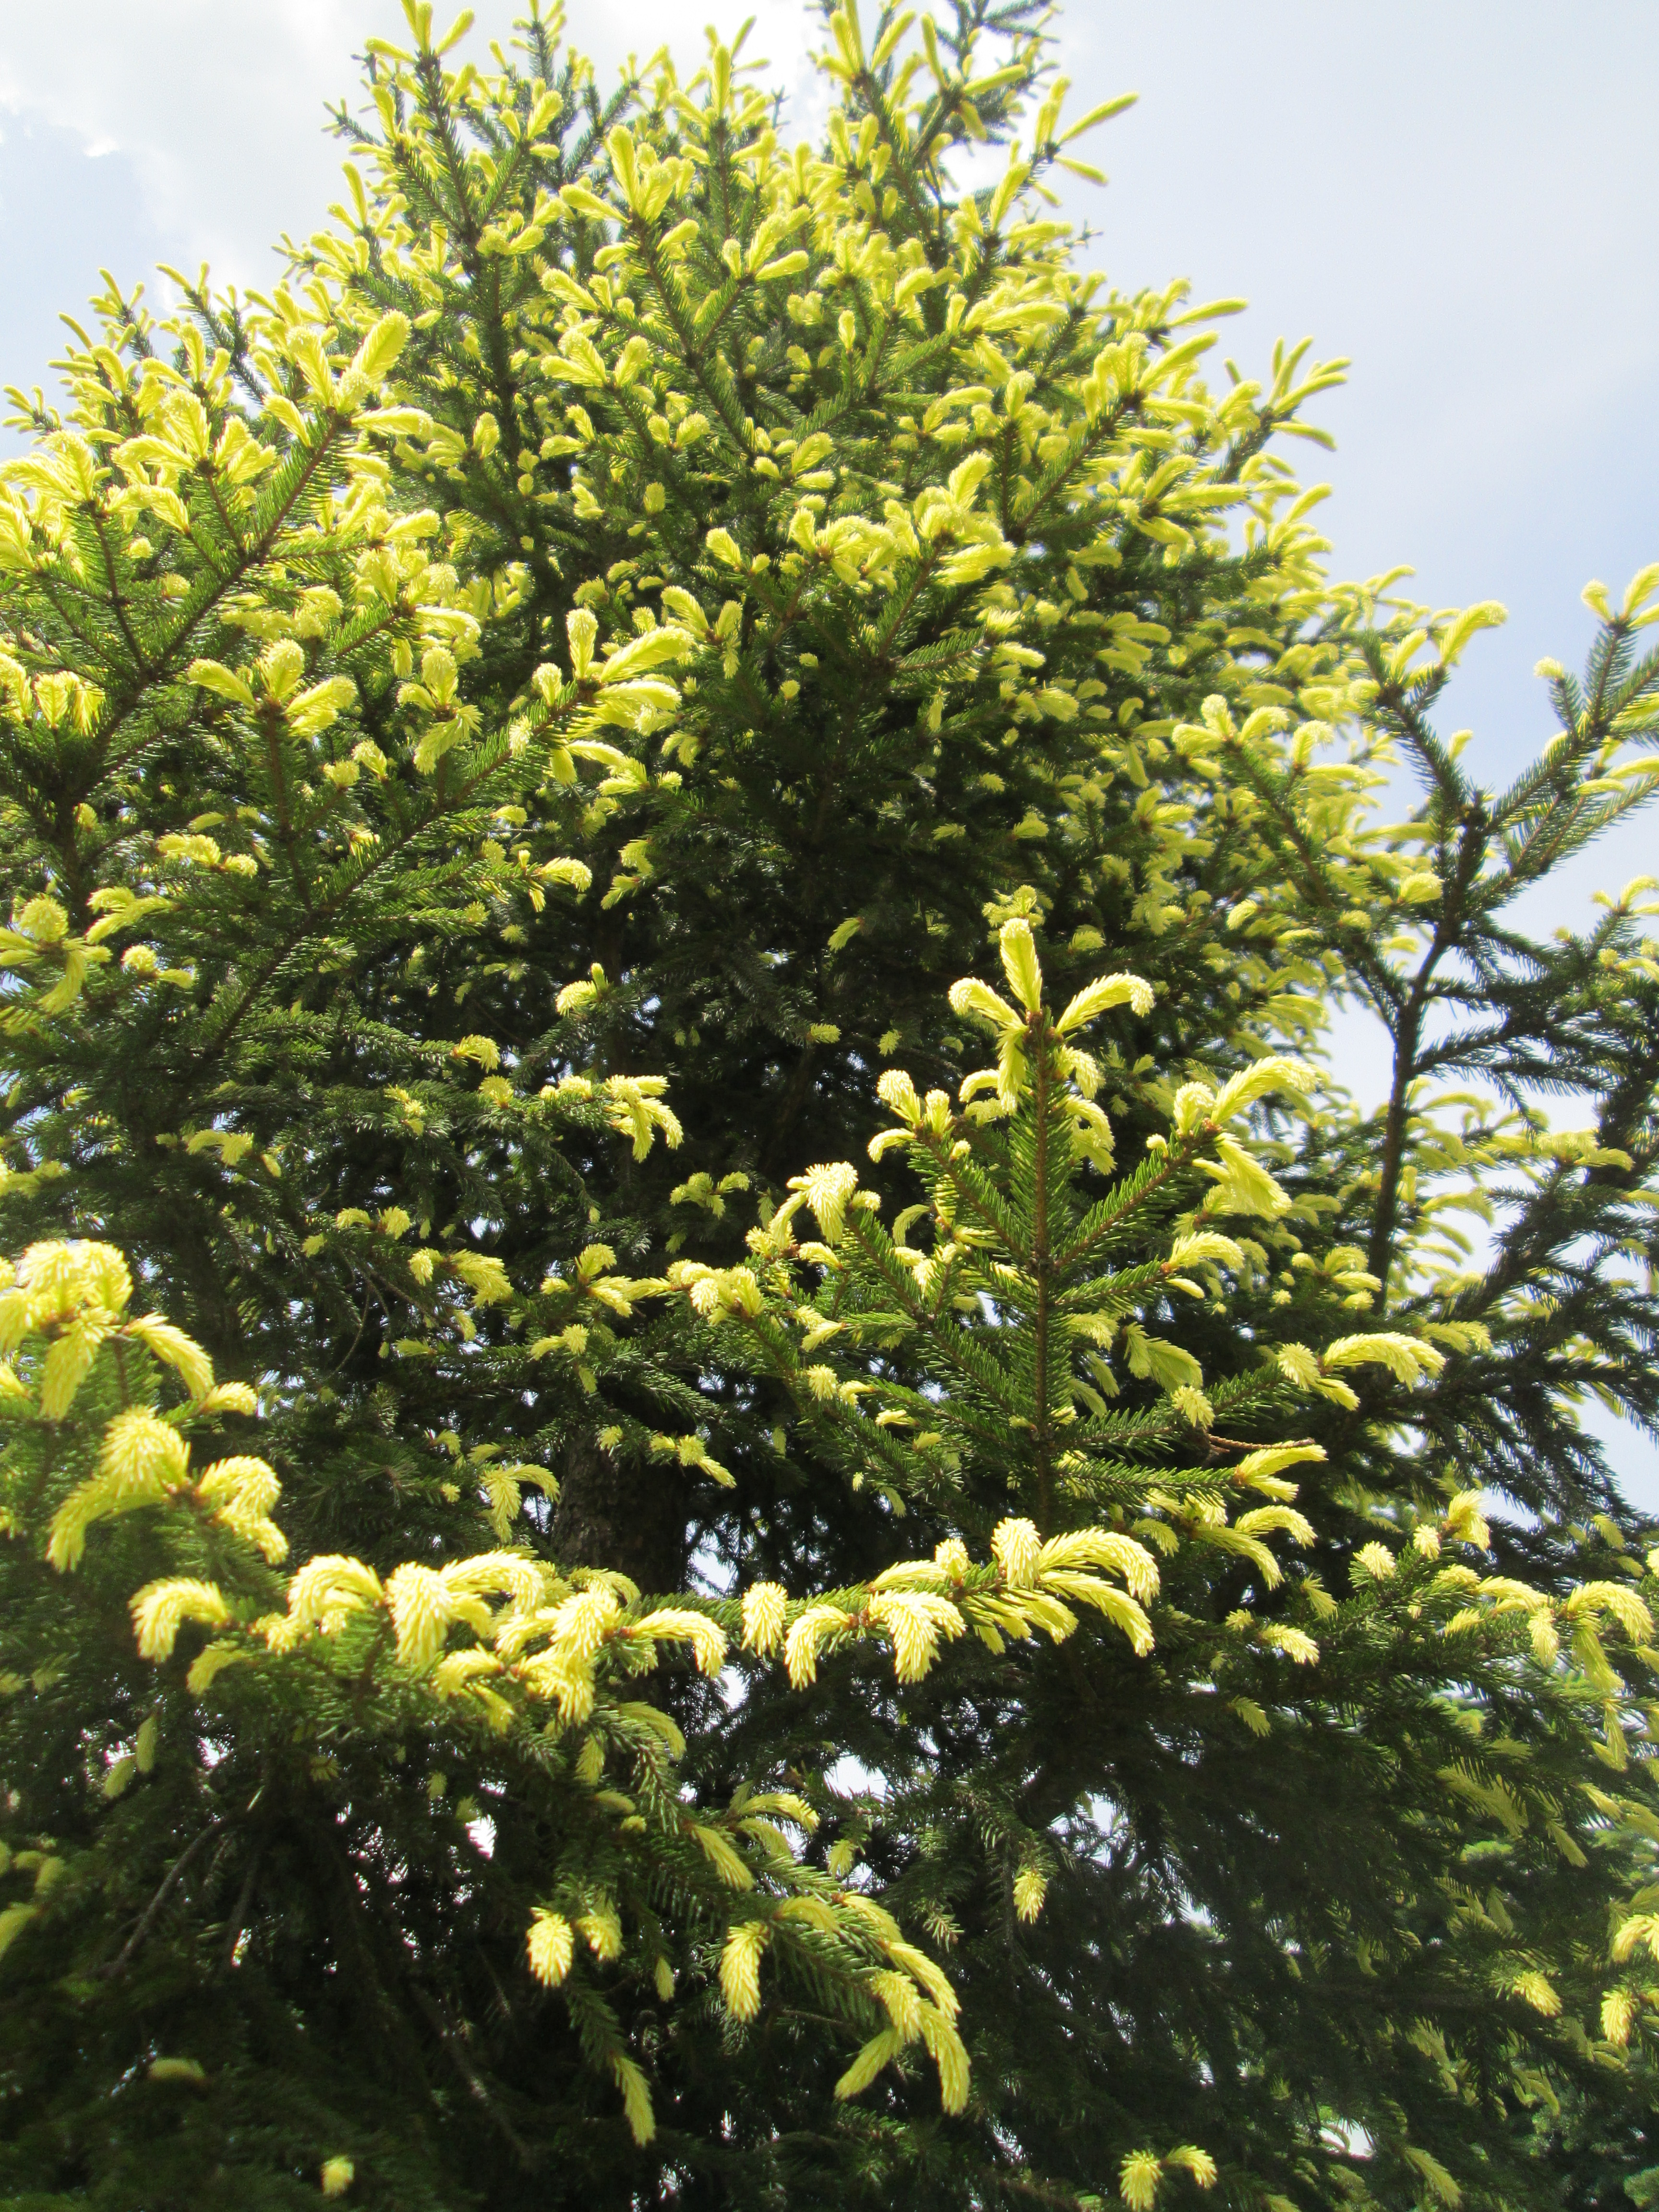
[[0, 1, 357, 283], [0, 0, 827, 288]]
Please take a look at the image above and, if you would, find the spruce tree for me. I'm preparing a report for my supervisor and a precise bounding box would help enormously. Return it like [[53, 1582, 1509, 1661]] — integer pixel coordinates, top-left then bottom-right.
[[2, 3, 1659, 2208]]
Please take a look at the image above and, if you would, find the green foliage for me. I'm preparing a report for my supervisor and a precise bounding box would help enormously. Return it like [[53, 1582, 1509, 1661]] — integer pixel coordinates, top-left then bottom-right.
[[1, 1, 1659, 2207]]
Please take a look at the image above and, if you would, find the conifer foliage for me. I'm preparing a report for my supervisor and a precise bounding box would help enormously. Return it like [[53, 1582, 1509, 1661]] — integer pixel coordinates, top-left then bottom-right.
[[2, 1, 1659, 2206]]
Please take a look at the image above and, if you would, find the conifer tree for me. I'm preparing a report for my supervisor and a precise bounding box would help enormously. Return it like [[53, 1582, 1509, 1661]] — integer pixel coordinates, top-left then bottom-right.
[[2, 3, 1659, 2208]]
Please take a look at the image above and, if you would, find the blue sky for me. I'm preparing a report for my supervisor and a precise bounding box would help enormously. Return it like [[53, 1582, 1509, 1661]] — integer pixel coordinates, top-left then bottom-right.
[[3, 0, 1657, 1499]]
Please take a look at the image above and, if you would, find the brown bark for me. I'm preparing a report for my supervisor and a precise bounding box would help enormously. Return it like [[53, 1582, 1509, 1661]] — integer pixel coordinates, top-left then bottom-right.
[[550, 1433, 689, 1597]]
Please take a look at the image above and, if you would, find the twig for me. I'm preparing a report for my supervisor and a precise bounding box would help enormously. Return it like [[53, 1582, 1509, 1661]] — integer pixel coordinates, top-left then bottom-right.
[[408, 1982, 535, 2166], [98, 1817, 229, 1979], [218, 1841, 264, 1972]]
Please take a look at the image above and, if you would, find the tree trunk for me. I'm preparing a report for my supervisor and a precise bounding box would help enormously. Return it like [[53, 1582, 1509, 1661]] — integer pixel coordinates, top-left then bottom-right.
[[550, 1434, 689, 1596]]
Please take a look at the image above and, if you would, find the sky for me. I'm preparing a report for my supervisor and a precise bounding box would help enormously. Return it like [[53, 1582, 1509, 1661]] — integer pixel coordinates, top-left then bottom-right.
[[2, 0, 1656, 1498]]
